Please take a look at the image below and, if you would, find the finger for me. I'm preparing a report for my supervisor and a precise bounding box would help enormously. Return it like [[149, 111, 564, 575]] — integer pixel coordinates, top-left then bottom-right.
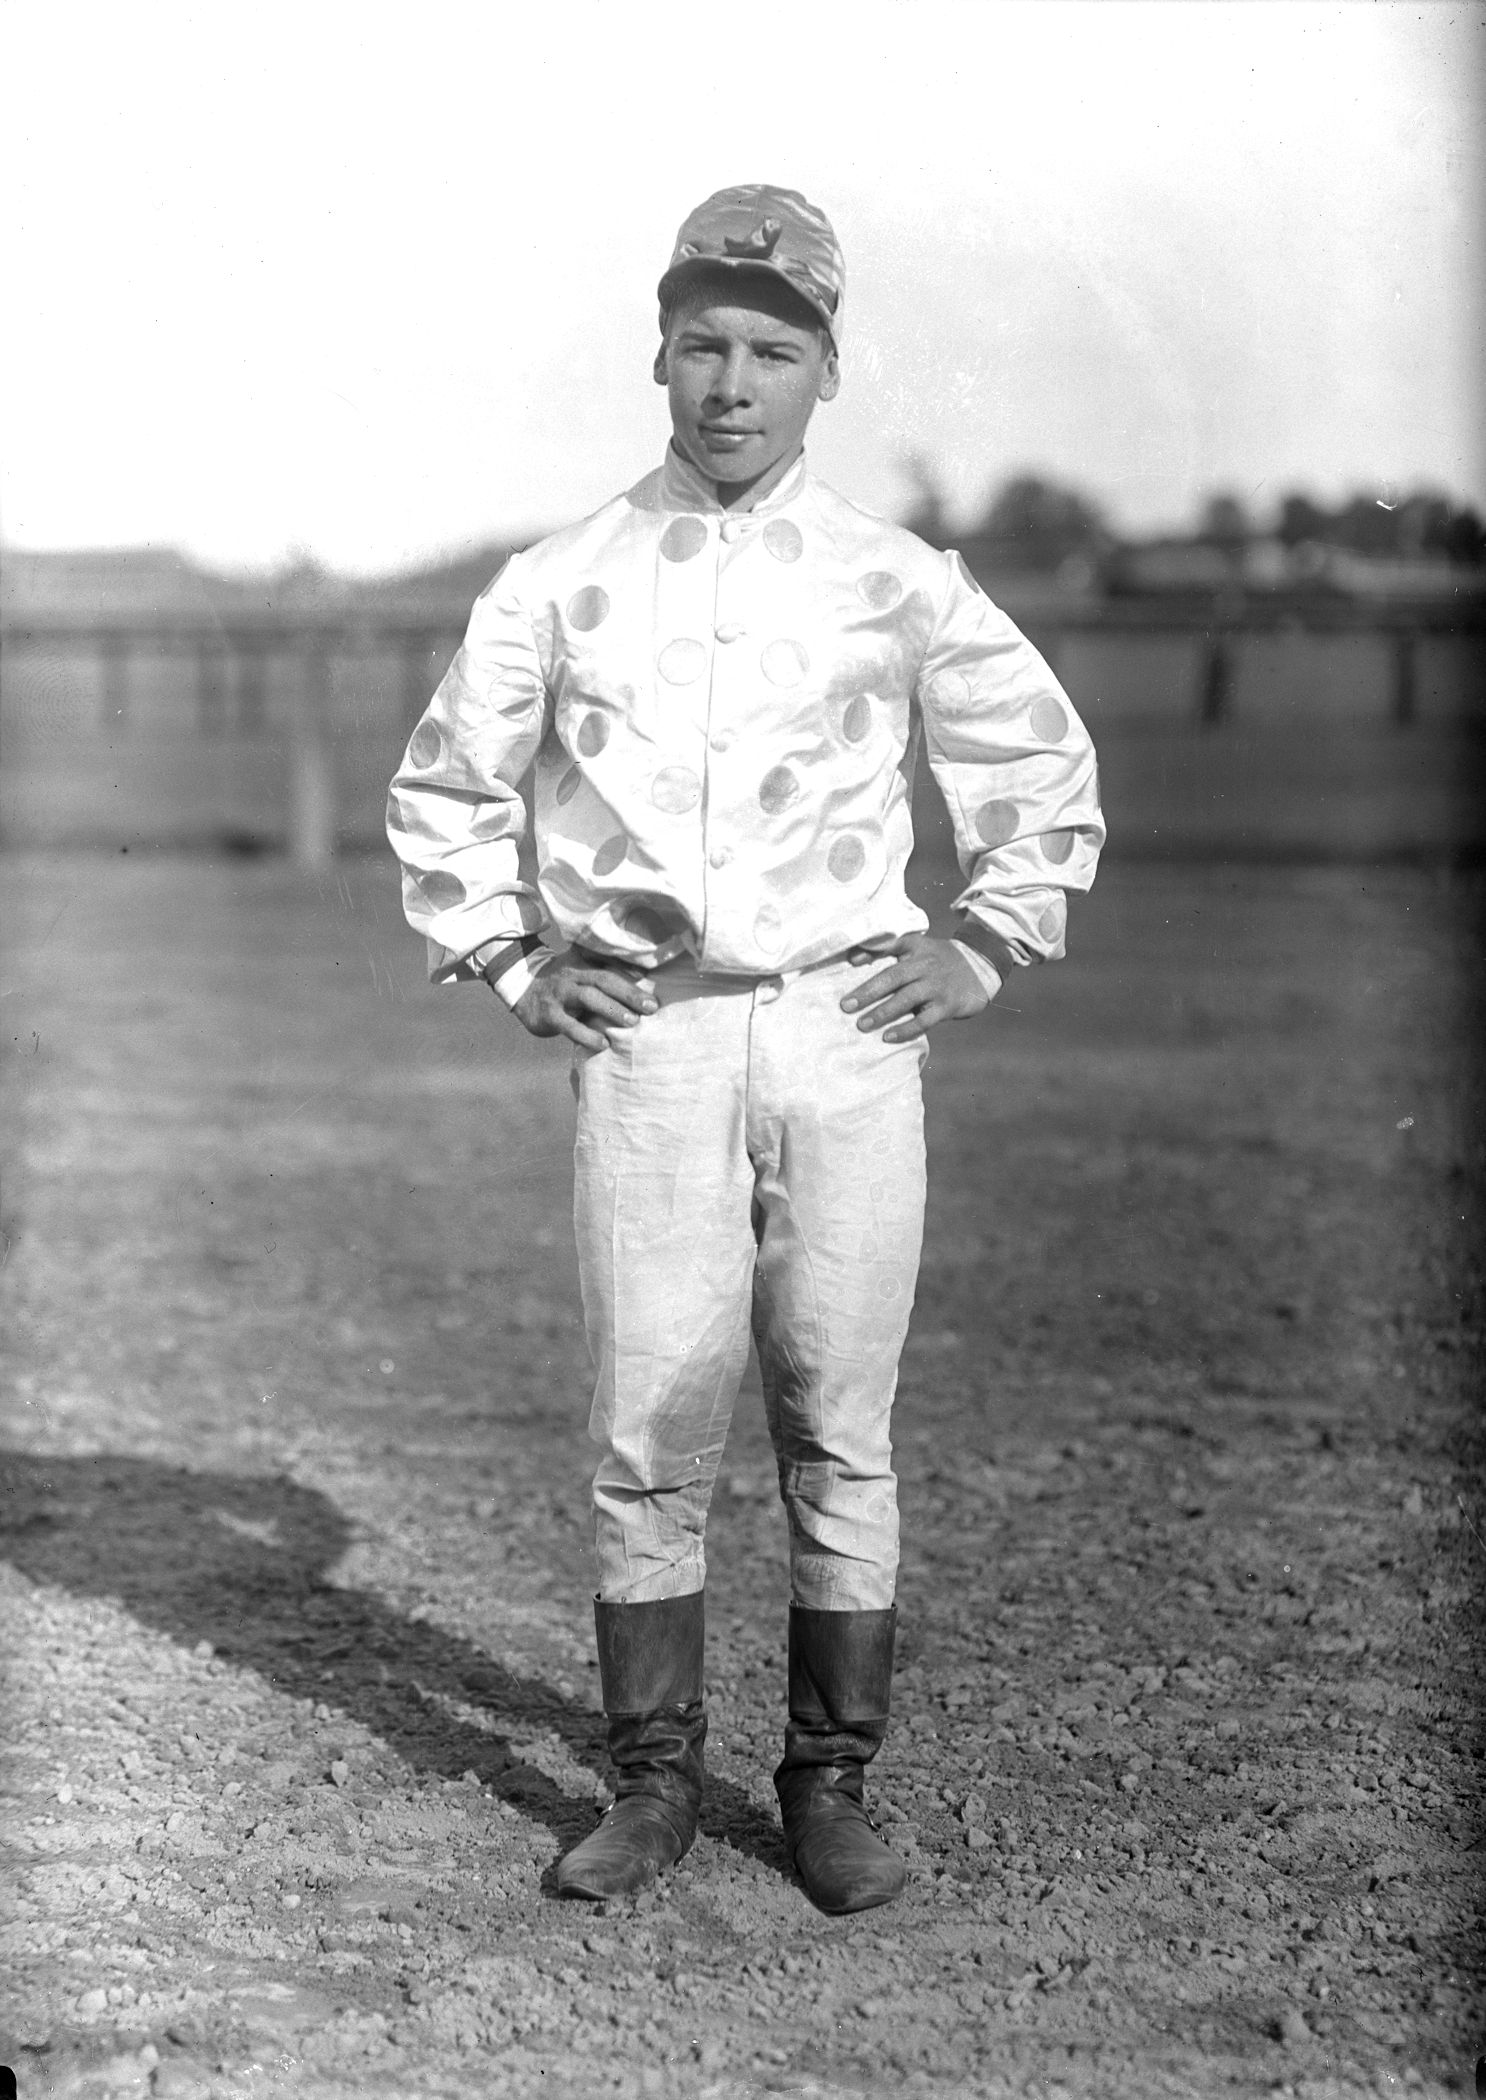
[[571, 987, 649, 1029], [855, 991, 926, 1032], [583, 969, 659, 1014], [841, 963, 912, 1013], [883, 999, 948, 1042], [556, 1012, 610, 1052]]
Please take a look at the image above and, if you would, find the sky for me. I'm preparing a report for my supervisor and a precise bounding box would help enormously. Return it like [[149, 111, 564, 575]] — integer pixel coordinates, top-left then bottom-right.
[[2, 0, 1482, 574]]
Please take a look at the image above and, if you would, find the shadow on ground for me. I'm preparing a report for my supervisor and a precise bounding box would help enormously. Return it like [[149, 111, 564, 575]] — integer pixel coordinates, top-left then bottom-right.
[[0, 1449, 786, 1880]]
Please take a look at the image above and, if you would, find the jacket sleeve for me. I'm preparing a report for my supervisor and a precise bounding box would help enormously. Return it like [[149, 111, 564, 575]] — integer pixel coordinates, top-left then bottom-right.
[[914, 551, 1103, 969], [386, 557, 552, 984]]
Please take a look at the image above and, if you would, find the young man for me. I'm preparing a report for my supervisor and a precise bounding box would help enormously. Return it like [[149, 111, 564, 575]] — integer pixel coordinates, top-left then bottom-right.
[[388, 184, 1103, 1914]]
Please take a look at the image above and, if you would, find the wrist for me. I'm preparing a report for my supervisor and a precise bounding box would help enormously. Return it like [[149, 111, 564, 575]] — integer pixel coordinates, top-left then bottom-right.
[[491, 945, 555, 1009]]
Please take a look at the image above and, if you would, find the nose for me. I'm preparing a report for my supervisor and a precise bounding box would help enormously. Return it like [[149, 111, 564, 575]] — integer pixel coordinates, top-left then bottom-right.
[[707, 347, 753, 407]]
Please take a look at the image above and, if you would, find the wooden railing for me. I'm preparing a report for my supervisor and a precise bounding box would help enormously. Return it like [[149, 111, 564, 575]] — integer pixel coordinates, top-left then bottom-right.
[[3, 592, 1482, 863]]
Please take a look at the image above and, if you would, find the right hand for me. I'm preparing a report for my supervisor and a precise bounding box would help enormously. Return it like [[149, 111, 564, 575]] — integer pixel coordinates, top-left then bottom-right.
[[511, 948, 658, 1050]]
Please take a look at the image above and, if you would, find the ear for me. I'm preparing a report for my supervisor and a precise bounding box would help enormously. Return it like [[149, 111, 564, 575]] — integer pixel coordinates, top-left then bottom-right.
[[653, 343, 669, 387], [817, 349, 841, 403]]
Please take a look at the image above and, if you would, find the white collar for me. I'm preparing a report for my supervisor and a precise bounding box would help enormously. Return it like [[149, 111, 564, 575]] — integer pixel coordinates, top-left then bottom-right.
[[659, 444, 809, 517]]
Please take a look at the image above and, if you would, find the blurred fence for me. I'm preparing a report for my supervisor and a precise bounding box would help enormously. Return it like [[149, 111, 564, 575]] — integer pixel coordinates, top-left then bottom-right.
[[2, 595, 1483, 862]]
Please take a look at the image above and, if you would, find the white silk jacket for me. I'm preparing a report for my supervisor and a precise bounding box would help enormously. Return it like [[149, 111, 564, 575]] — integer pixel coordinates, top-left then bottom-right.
[[388, 449, 1103, 985]]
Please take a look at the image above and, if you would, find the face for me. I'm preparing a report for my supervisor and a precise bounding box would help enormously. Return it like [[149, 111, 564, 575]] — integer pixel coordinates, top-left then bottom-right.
[[657, 274, 839, 502]]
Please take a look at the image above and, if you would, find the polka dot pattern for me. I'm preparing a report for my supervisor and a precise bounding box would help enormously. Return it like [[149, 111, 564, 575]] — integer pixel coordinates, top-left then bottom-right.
[[651, 766, 702, 815], [658, 638, 707, 684], [468, 804, 515, 842], [1030, 695, 1069, 743], [408, 720, 442, 770], [827, 833, 866, 883], [661, 515, 708, 563], [753, 902, 784, 953], [842, 694, 872, 744], [391, 464, 1102, 982], [418, 867, 467, 911], [566, 585, 609, 631], [856, 571, 901, 611], [620, 902, 678, 947], [761, 639, 809, 687], [927, 669, 971, 714], [388, 789, 443, 841], [974, 800, 1019, 849]]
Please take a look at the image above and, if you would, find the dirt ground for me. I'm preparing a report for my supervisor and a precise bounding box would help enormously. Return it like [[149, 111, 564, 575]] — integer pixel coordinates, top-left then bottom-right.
[[1, 849, 1482, 2100]]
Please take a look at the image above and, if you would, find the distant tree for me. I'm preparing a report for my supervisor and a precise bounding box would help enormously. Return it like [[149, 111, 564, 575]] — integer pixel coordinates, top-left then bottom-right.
[[898, 453, 951, 545], [1278, 492, 1330, 549], [1277, 487, 1483, 565], [1443, 505, 1485, 565], [959, 474, 1109, 573], [1199, 494, 1249, 549]]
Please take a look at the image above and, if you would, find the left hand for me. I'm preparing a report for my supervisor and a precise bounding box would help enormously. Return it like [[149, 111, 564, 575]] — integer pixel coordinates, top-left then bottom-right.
[[840, 933, 995, 1043]]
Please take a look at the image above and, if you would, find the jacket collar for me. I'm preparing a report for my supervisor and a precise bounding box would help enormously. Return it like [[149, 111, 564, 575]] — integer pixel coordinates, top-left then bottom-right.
[[659, 443, 809, 517]]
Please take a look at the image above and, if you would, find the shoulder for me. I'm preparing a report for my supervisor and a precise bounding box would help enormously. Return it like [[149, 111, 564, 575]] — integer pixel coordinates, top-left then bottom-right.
[[802, 475, 950, 585], [497, 481, 647, 594]]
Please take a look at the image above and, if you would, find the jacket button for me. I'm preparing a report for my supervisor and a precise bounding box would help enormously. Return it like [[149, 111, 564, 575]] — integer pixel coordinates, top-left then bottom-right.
[[715, 622, 746, 643], [719, 518, 746, 543], [708, 847, 733, 869]]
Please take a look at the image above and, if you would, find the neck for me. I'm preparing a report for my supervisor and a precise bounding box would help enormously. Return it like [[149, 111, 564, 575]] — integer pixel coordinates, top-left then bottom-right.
[[674, 438, 804, 511]]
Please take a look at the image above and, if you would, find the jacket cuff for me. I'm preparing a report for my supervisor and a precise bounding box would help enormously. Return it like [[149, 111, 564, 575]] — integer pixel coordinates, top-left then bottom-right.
[[950, 940, 1007, 999]]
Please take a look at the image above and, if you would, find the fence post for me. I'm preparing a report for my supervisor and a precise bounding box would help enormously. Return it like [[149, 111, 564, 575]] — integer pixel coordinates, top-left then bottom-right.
[[1390, 631, 1417, 725], [196, 636, 228, 733], [100, 631, 129, 727], [402, 631, 436, 726], [290, 635, 336, 867], [1199, 631, 1231, 726]]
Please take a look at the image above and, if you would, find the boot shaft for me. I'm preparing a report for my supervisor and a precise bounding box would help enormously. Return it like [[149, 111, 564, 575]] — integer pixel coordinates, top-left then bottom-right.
[[785, 1604, 897, 1728], [594, 1590, 705, 1715]]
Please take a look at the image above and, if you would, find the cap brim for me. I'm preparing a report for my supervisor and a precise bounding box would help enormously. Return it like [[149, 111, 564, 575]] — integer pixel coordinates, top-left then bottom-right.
[[657, 256, 837, 341]]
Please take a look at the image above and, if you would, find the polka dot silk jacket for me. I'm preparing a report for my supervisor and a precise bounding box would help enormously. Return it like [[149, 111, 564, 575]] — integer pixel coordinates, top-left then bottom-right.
[[388, 449, 1103, 984]]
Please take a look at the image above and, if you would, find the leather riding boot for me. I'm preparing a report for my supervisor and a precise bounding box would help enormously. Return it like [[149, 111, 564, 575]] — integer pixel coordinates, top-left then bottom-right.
[[556, 1590, 706, 1901], [773, 1604, 906, 1915]]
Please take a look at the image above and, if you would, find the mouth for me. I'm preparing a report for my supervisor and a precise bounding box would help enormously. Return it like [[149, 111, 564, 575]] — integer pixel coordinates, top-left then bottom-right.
[[699, 425, 758, 448]]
